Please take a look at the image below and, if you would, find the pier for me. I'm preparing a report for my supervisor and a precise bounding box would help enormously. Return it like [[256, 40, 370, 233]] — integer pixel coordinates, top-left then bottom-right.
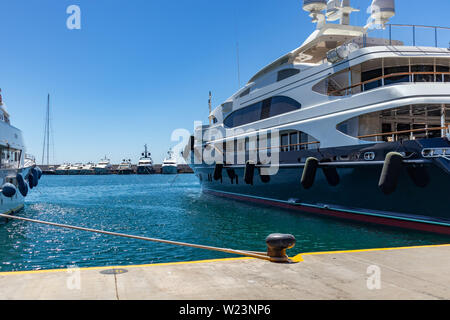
[[40, 164, 194, 175], [1, 244, 449, 300]]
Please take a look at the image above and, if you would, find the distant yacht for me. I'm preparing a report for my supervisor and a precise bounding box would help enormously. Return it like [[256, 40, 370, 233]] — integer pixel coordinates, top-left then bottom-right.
[[68, 163, 83, 175], [137, 144, 154, 174], [55, 163, 70, 175], [162, 149, 177, 174], [80, 162, 95, 175], [118, 159, 134, 175], [94, 156, 112, 175]]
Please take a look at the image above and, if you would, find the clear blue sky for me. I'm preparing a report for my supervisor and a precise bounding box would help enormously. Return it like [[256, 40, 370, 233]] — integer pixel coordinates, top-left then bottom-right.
[[0, 0, 449, 164]]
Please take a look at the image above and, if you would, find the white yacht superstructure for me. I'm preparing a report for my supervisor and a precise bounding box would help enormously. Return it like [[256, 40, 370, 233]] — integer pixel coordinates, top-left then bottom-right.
[[185, 0, 450, 234], [118, 159, 133, 175], [137, 144, 154, 174], [162, 149, 177, 174], [94, 157, 112, 175]]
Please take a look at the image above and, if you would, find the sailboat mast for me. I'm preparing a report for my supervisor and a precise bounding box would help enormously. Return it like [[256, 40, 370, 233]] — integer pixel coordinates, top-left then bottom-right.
[[41, 94, 50, 165], [46, 94, 50, 166]]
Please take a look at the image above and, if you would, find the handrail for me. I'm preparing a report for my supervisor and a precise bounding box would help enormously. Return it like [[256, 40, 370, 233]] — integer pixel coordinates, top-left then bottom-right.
[[329, 71, 450, 96], [386, 23, 450, 31], [358, 124, 450, 140]]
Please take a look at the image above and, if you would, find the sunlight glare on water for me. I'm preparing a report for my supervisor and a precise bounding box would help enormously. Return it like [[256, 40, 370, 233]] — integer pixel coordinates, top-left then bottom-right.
[[0, 174, 448, 272]]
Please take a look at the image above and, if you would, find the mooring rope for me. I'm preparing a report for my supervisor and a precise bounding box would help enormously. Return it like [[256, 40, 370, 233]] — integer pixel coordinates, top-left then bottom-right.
[[0, 213, 278, 262]]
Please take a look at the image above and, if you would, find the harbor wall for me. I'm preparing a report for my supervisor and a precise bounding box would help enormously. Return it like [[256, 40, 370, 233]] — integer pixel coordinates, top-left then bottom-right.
[[39, 164, 193, 175]]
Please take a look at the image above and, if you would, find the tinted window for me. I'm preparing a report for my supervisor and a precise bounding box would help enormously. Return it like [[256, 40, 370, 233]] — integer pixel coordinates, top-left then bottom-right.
[[362, 68, 382, 91], [277, 68, 300, 82], [270, 96, 301, 117], [224, 96, 301, 128], [384, 66, 409, 85], [224, 102, 262, 128]]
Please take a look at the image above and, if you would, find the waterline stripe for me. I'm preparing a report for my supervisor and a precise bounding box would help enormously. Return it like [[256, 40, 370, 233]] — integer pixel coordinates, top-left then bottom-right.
[[203, 188, 450, 228]]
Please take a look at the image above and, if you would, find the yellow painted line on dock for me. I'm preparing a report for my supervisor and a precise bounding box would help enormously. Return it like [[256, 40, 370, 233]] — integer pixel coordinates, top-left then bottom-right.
[[0, 257, 252, 276], [292, 243, 450, 261], [1, 243, 449, 276], [1, 204, 24, 216]]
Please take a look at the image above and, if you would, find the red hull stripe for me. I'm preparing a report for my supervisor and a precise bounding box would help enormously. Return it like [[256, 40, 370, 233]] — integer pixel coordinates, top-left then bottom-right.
[[203, 189, 450, 235]]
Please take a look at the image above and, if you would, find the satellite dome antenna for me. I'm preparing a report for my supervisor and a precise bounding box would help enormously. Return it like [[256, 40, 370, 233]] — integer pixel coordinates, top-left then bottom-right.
[[302, 0, 327, 28], [368, 0, 395, 29]]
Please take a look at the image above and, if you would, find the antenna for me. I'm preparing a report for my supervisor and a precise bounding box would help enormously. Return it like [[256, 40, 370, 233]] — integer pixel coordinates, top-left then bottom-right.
[[208, 91, 212, 125], [236, 41, 241, 88], [303, 0, 359, 28]]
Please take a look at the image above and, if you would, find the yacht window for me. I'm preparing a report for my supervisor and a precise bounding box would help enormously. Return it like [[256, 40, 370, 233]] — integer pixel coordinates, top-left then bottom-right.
[[362, 68, 382, 91], [239, 88, 251, 98], [384, 66, 409, 85], [337, 104, 450, 142], [270, 96, 302, 117], [277, 68, 300, 82], [223, 96, 301, 128], [289, 132, 299, 151], [412, 65, 434, 82], [281, 134, 289, 152], [223, 102, 262, 128]]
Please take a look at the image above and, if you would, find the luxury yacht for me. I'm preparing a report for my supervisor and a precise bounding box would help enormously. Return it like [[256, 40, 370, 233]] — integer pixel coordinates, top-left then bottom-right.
[[0, 89, 41, 218], [55, 163, 71, 175], [162, 149, 178, 174], [118, 159, 134, 175], [80, 162, 95, 175], [137, 144, 154, 174], [68, 163, 83, 175], [184, 0, 450, 235], [94, 157, 112, 175]]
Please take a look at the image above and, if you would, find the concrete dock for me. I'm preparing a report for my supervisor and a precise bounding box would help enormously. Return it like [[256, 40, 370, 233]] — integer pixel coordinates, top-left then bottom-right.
[[0, 244, 449, 300]]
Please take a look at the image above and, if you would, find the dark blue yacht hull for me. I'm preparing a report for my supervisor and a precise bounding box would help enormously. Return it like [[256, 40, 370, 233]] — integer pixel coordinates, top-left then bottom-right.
[[189, 138, 450, 235]]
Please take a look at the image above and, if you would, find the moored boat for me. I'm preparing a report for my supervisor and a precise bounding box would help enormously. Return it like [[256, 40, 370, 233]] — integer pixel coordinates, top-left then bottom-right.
[[93, 157, 112, 175], [0, 89, 42, 219], [184, 0, 450, 235], [55, 163, 71, 175], [162, 149, 178, 174], [137, 144, 154, 174], [80, 162, 95, 175], [117, 159, 134, 175]]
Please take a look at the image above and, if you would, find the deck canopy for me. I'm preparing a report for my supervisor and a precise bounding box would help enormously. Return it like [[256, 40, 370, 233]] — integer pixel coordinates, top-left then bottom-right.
[[249, 24, 365, 84]]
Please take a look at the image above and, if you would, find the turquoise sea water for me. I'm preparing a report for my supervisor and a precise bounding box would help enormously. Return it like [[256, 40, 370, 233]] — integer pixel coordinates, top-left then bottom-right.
[[0, 174, 448, 272]]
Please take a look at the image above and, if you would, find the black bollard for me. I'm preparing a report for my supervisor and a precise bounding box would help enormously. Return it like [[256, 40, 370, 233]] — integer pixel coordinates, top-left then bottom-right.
[[266, 233, 296, 263]]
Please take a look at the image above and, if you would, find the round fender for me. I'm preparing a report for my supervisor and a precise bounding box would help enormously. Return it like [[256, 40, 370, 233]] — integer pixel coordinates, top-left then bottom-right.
[[379, 152, 403, 195], [213, 163, 223, 181], [2, 183, 16, 198], [407, 165, 430, 188], [28, 173, 34, 189], [36, 167, 43, 179], [31, 168, 39, 187], [321, 159, 340, 187], [16, 173, 28, 197], [301, 157, 319, 189], [244, 161, 255, 185], [259, 168, 271, 184]]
